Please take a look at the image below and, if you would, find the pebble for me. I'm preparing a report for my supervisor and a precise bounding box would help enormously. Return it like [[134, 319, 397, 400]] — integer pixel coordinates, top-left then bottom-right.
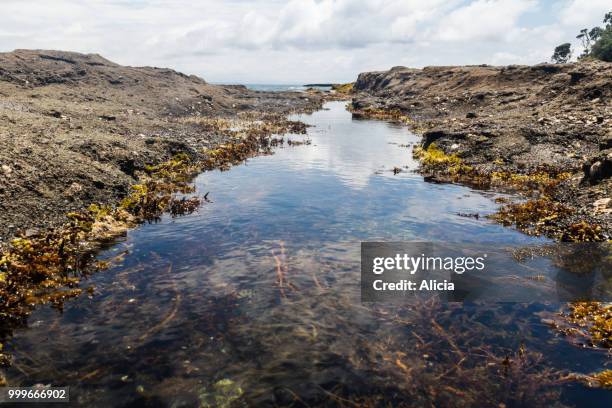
[[593, 198, 612, 214]]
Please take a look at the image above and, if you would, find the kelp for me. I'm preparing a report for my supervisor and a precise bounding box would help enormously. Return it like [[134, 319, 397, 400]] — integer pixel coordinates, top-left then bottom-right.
[[413, 143, 490, 187], [558, 302, 612, 349], [232, 295, 573, 407], [587, 370, 612, 389], [491, 198, 573, 232], [410, 143, 602, 242], [490, 170, 572, 193], [490, 199, 604, 242], [413, 143, 575, 193]]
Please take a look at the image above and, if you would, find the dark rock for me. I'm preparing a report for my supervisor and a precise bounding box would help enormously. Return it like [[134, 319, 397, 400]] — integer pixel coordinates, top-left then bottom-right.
[[583, 150, 612, 184], [118, 158, 137, 177], [600, 133, 612, 150], [466, 112, 477, 118], [423, 130, 466, 148], [569, 71, 586, 84]]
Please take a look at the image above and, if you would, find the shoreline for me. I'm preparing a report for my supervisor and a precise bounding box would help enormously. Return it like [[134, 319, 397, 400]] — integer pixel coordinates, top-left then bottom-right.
[[349, 61, 611, 242], [0, 50, 324, 244]]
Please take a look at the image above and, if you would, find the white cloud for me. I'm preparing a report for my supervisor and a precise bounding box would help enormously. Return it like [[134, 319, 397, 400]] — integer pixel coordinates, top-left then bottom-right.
[[434, 0, 537, 42], [560, 0, 610, 26], [0, 0, 609, 83]]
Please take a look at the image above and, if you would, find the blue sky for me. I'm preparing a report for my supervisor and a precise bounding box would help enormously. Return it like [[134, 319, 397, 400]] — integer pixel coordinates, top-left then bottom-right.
[[0, 0, 609, 83]]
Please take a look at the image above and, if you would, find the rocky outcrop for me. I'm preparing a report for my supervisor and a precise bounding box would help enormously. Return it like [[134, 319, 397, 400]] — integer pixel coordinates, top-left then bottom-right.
[[351, 61, 612, 238], [0, 49, 322, 240]]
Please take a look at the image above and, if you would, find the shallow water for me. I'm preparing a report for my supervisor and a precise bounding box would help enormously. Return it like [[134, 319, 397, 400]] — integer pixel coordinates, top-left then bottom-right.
[[3, 102, 610, 407]]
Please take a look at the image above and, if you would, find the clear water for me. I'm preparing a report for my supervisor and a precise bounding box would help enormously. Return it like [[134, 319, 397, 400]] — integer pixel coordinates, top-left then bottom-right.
[[244, 84, 331, 92], [3, 102, 610, 407]]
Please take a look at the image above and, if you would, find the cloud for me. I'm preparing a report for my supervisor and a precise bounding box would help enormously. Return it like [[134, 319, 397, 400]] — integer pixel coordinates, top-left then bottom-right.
[[560, 0, 610, 26], [434, 0, 537, 42], [0, 0, 610, 83]]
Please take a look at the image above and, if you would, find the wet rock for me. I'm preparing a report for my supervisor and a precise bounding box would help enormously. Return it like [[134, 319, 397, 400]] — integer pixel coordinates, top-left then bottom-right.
[[583, 150, 612, 184], [422, 129, 467, 149]]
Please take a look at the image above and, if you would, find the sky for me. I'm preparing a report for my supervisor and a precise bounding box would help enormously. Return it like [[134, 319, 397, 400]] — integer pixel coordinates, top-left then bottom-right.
[[0, 0, 609, 84]]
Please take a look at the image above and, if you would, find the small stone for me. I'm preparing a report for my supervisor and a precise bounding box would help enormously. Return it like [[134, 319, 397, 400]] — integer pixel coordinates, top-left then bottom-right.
[[24, 228, 39, 238], [63, 182, 83, 197], [1, 165, 12, 174], [466, 112, 477, 118], [593, 198, 612, 214]]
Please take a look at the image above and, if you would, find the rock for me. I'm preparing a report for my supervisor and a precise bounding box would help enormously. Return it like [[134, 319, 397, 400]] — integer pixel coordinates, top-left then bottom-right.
[[63, 182, 83, 197], [583, 150, 612, 184], [1, 165, 12, 174], [422, 129, 467, 148], [593, 198, 612, 215], [466, 112, 477, 118], [569, 71, 586, 84], [600, 132, 612, 150], [24, 228, 39, 238], [99, 114, 116, 121]]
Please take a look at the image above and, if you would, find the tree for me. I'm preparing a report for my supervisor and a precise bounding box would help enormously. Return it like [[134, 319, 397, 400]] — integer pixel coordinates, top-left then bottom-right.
[[557, 10, 612, 62], [591, 28, 612, 62], [589, 27, 603, 42], [605, 11, 612, 29], [576, 28, 601, 59], [589, 10, 612, 62], [551, 43, 572, 63]]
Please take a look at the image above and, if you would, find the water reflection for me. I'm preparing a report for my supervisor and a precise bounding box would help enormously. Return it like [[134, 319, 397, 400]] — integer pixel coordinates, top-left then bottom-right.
[[3, 102, 610, 407]]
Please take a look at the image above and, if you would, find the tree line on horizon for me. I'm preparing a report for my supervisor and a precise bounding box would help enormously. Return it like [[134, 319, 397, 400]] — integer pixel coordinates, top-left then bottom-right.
[[552, 11, 612, 63]]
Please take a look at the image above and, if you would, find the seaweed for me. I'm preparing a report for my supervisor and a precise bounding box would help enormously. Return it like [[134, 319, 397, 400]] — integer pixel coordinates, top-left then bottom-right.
[[350, 107, 413, 124], [331, 83, 354, 94], [490, 199, 605, 242], [490, 198, 573, 232], [586, 370, 612, 389], [565, 302, 611, 349]]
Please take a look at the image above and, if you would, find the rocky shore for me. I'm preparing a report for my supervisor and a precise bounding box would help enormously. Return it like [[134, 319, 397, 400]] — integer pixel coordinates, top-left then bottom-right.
[[350, 62, 611, 241], [0, 50, 322, 242]]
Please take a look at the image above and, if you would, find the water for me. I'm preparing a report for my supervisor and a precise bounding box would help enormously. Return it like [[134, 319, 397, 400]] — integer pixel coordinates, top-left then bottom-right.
[[244, 84, 331, 92], [3, 102, 610, 407]]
